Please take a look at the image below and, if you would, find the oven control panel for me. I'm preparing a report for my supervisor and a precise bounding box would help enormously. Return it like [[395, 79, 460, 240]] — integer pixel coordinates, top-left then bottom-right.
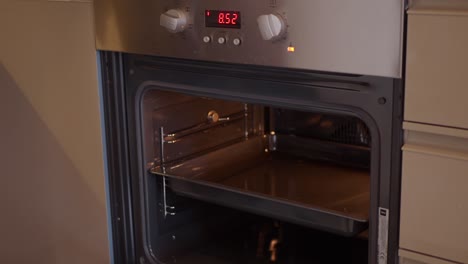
[[159, 8, 286, 42], [154, 2, 294, 59], [95, 0, 404, 78]]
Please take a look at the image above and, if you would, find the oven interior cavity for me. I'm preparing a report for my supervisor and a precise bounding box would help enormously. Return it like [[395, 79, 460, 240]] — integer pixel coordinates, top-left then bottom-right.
[[141, 89, 371, 263]]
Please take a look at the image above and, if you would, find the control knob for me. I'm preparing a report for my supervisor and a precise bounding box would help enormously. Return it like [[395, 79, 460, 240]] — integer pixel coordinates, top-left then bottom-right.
[[160, 9, 187, 33], [257, 14, 286, 41]]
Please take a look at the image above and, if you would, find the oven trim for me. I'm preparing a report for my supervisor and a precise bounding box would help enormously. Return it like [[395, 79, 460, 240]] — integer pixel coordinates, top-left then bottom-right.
[[100, 52, 136, 264]]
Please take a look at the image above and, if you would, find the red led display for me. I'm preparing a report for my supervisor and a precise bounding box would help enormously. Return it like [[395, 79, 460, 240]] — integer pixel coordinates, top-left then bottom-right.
[[205, 10, 241, 29]]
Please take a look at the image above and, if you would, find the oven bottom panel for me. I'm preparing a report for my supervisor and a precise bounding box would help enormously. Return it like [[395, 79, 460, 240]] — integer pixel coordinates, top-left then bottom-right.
[[172, 217, 368, 264]]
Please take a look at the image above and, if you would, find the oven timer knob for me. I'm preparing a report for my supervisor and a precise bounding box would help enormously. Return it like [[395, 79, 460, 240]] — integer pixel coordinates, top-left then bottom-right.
[[160, 9, 187, 33], [257, 14, 286, 41]]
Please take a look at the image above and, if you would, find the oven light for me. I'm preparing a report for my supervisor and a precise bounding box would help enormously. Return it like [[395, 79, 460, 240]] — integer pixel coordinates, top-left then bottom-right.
[[287, 46, 295, 52]]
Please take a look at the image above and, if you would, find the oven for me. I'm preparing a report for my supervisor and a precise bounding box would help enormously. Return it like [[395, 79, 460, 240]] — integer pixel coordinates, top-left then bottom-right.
[[95, 1, 405, 264]]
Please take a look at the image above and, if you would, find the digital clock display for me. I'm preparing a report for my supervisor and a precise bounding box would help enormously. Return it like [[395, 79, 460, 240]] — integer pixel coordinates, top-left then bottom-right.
[[205, 10, 241, 29]]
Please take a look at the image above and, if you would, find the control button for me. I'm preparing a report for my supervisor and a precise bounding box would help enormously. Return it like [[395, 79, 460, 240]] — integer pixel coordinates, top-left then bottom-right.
[[203, 36, 211, 43], [257, 14, 286, 40], [217, 37, 226, 44], [160, 9, 187, 33], [232, 38, 242, 46]]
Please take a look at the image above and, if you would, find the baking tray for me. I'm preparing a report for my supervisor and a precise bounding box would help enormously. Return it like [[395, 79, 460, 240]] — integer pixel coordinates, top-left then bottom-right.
[[151, 138, 370, 236]]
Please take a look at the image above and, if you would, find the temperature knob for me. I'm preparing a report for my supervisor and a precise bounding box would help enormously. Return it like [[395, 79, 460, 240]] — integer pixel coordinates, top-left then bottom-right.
[[160, 9, 187, 33], [257, 14, 286, 41]]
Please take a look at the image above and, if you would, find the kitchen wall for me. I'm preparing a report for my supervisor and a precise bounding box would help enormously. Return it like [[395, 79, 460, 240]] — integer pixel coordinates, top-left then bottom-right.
[[0, 1, 110, 263]]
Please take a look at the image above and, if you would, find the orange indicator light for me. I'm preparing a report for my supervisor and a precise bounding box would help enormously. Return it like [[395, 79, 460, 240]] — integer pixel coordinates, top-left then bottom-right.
[[287, 46, 295, 52]]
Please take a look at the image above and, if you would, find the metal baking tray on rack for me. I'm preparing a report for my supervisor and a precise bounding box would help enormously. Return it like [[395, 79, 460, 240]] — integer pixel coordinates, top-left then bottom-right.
[[150, 137, 370, 237]]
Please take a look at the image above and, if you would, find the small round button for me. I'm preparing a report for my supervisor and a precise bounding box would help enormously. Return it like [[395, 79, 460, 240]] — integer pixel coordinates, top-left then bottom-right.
[[217, 37, 226, 44], [232, 38, 241, 46], [203, 36, 211, 43]]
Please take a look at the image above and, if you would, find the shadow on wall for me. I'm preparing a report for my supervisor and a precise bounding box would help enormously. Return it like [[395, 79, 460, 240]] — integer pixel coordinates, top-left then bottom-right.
[[0, 64, 109, 264]]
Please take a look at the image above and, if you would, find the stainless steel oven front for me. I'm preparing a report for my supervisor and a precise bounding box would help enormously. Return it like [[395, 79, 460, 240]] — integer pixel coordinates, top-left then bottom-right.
[[95, 0, 404, 78], [95, 1, 404, 264]]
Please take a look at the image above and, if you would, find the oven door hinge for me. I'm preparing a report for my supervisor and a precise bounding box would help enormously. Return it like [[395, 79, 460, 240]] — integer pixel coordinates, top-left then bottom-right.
[[378, 207, 390, 264]]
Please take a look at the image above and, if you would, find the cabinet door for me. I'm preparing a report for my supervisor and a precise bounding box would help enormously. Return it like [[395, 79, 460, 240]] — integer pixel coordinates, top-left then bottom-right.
[[400, 249, 461, 264], [405, 8, 468, 129], [400, 130, 468, 263]]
